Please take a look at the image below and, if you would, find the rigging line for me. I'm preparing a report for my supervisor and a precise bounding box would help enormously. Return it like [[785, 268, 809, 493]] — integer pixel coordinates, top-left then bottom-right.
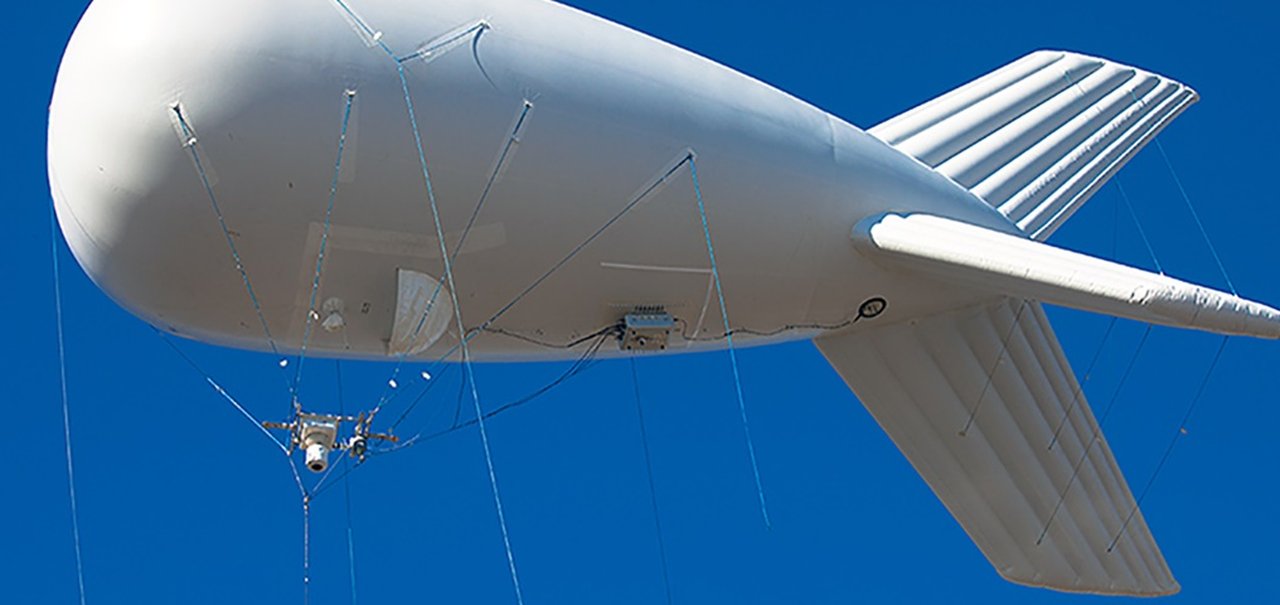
[[386, 362, 456, 434], [334, 359, 360, 605], [1108, 335, 1230, 553], [1037, 324, 1154, 545], [170, 105, 293, 399], [303, 495, 312, 605], [383, 370, 459, 451], [323, 1, 411, 415], [451, 364, 469, 429], [1117, 83, 1235, 293], [337, 359, 346, 413], [330, 0, 378, 41], [1049, 181, 1131, 450], [154, 330, 311, 498], [311, 458, 368, 501], [1152, 136, 1237, 295], [378, 147, 690, 420], [688, 156, 771, 529], [390, 337, 607, 452], [1048, 319, 1118, 452], [289, 461, 309, 499], [332, 13, 491, 418], [388, 332, 611, 450], [375, 344, 461, 414], [452, 333, 606, 431], [380, 319, 617, 425], [960, 300, 1029, 438], [396, 64, 525, 605], [49, 204, 87, 605], [154, 329, 290, 454], [1113, 179, 1164, 275], [292, 90, 358, 399], [152, 331, 312, 596], [478, 155, 693, 334], [331, 0, 398, 59], [309, 447, 349, 495], [370, 326, 430, 413], [413, 100, 533, 352], [453, 100, 532, 257], [629, 357, 674, 605], [373, 100, 533, 416], [1112, 179, 1120, 259], [381, 148, 693, 418], [342, 454, 359, 605], [396, 21, 491, 64]]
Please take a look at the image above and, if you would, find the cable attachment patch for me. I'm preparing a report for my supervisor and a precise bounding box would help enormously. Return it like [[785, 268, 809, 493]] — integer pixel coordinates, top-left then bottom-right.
[[166, 102, 219, 186], [397, 20, 491, 65], [328, 0, 385, 47]]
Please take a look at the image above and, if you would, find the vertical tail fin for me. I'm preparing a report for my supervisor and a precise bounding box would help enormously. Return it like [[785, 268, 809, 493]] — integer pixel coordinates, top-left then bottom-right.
[[869, 51, 1198, 240], [815, 299, 1181, 596]]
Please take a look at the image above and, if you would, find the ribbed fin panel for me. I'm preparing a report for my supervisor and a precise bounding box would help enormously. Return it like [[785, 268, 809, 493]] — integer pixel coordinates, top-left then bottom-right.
[[868, 51, 1198, 241], [815, 299, 1179, 596]]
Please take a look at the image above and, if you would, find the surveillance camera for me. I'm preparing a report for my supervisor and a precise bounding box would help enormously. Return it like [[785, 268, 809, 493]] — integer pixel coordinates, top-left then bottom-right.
[[348, 436, 368, 459], [305, 443, 329, 473]]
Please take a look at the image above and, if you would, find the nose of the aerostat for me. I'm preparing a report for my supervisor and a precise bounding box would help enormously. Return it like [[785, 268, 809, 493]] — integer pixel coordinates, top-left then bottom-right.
[[47, 0, 377, 347]]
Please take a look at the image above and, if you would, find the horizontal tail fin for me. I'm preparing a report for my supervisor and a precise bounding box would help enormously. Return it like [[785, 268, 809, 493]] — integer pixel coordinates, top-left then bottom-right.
[[853, 213, 1280, 340], [869, 51, 1198, 240]]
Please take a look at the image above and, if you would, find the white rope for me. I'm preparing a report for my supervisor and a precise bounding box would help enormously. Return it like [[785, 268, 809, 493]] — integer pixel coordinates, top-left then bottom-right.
[[154, 329, 311, 598], [49, 204, 87, 605], [303, 496, 312, 605], [156, 331, 289, 454]]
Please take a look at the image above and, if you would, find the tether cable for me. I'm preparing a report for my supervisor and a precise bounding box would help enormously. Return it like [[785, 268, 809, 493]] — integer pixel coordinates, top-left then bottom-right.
[[48, 204, 87, 605], [337, 360, 360, 605], [395, 61, 526, 605], [153, 329, 313, 597], [689, 156, 771, 529], [372, 98, 532, 417], [630, 357, 674, 605]]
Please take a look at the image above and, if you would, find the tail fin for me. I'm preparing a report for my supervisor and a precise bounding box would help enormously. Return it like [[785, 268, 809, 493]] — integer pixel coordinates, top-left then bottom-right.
[[869, 51, 1198, 240], [816, 298, 1181, 596]]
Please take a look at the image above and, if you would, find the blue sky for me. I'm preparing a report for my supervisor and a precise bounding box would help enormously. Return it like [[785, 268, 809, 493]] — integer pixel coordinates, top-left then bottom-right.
[[6, 1, 1278, 603]]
